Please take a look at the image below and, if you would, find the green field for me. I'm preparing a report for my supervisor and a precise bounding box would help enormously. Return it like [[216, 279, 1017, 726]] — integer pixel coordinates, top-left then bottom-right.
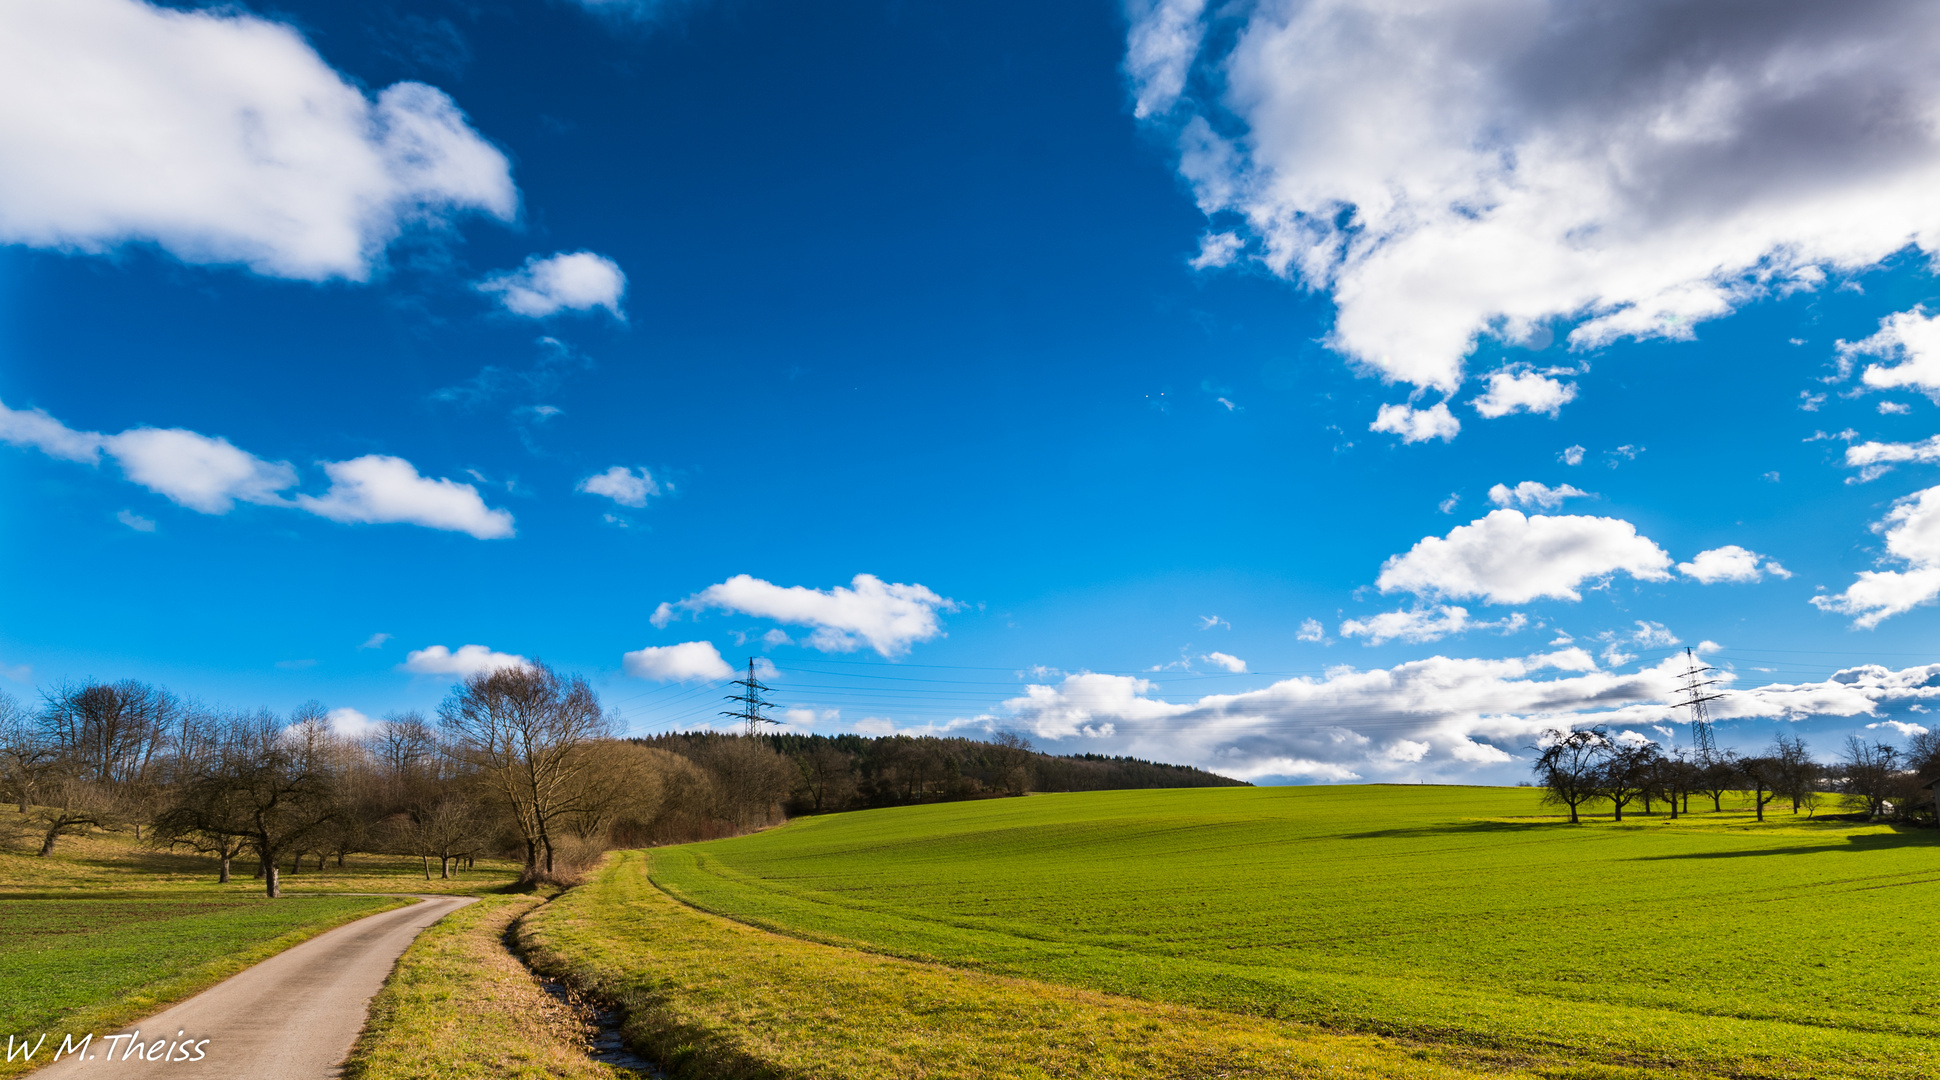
[[647, 785, 1940, 1078]]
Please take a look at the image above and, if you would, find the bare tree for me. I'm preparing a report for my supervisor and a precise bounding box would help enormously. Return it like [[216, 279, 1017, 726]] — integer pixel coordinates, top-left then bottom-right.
[[153, 712, 340, 898], [439, 663, 610, 880], [1770, 733, 1820, 815], [1737, 754, 1783, 821], [1836, 736, 1901, 819], [1533, 728, 1608, 824], [40, 680, 178, 790], [29, 774, 120, 855], [989, 730, 1035, 796], [1600, 740, 1661, 821], [393, 794, 489, 880], [0, 693, 58, 813]]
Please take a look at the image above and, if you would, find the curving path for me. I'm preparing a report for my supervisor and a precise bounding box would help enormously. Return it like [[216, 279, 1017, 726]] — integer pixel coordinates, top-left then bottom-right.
[[31, 895, 474, 1079]]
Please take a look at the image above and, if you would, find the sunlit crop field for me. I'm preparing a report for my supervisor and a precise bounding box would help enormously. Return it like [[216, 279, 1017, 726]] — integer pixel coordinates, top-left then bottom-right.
[[650, 785, 1940, 1077]]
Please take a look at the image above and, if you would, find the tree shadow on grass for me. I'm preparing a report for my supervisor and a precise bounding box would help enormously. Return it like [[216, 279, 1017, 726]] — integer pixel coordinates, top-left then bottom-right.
[[1634, 831, 1936, 860], [1337, 820, 1564, 841]]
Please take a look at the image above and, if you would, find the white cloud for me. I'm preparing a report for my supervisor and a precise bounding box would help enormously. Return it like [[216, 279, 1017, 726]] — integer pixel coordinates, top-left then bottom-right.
[[0, 399, 103, 462], [1813, 484, 1940, 628], [293, 456, 514, 540], [326, 707, 379, 737], [1488, 481, 1590, 510], [1844, 435, 1940, 483], [359, 633, 392, 650], [577, 466, 660, 508], [1472, 370, 1577, 419], [116, 509, 155, 532], [478, 251, 626, 319], [623, 640, 734, 682], [401, 644, 529, 678], [999, 651, 1940, 782], [1868, 719, 1930, 738], [1839, 307, 1940, 397], [1296, 618, 1326, 643], [1558, 445, 1586, 466], [103, 427, 296, 513], [1369, 402, 1459, 444], [1881, 402, 1914, 415], [1128, 0, 1940, 395], [1197, 614, 1231, 631], [1339, 605, 1526, 646], [1377, 510, 1673, 604], [1202, 651, 1247, 673], [1, 399, 513, 538], [655, 573, 958, 657], [1677, 545, 1792, 584], [0, 0, 515, 281], [1629, 621, 1680, 649], [1125, 0, 1210, 119], [1189, 230, 1244, 270]]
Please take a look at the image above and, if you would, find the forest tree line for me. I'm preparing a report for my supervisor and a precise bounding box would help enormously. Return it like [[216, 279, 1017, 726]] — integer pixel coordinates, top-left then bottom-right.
[[1532, 727, 1940, 823], [0, 665, 1243, 896]]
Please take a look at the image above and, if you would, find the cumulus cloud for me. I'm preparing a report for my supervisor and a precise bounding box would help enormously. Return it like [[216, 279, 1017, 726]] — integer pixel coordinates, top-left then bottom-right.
[[1377, 510, 1673, 604], [1844, 434, 1940, 483], [1677, 545, 1792, 584], [1813, 484, 1940, 628], [1868, 719, 1930, 738], [653, 573, 958, 657], [1559, 445, 1586, 466], [0, 0, 515, 280], [623, 640, 734, 682], [1339, 605, 1527, 646], [0, 399, 513, 538], [326, 707, 379, 737], [293, 456, 514, 540], [1839, 307, 1940, 397], [576, 466, 660, 508], [1488, 481, 1590, 510], [999, 652, 1940, 782], [1369, 402, 1459, 444], [0, 399, 103, 462], [103, 428, 296, 513], [1472, 370, 1577, 419], [1189, 230, 1244, 270], [1202, 651, 1247, 673], [1296, 618, 1326, 642], [1128, 0, 1940, 395], [401, 644, 529, 678], [478, 251, 626, 319]]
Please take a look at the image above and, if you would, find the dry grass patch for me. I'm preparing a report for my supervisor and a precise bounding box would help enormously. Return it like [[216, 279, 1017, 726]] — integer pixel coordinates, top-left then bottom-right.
[[343, 894, 632, 1080]]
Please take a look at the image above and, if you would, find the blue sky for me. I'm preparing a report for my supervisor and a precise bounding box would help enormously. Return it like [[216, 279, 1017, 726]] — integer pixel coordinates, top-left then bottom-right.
[[5, 0, 1940, 783]]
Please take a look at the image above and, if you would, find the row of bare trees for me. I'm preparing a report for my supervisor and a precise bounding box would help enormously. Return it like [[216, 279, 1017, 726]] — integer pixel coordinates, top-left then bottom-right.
[[0, 664, 801, 896], [1533, 727, 1934, 823]]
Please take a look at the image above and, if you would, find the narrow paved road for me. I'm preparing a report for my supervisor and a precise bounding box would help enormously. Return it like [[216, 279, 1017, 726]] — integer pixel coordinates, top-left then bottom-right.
[[31, 895, 474, 1079]]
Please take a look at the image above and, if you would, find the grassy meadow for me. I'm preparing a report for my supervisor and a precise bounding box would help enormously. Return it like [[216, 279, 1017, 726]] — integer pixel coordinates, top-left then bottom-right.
[[627, 785, 1940, 1079], [0, 807, 522, 1077]]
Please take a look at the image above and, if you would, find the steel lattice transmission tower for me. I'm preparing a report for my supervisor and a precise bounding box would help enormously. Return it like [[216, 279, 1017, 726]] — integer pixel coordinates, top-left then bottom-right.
[[721, 657, 782, 737], [1671, 646, 1725, 761]]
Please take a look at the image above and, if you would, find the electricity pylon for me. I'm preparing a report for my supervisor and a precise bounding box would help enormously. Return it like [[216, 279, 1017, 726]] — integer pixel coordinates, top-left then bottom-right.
[[721, 657, 781, 737], [1672, 646, 1724, 762]]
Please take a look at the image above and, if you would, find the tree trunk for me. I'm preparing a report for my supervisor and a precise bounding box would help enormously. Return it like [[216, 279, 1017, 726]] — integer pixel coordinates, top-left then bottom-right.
[[440, 855, 451, 879], [219, 854, 231, 884], [422, 855, 431, 881], [265, 864, 280, 899], [1755, 785, 1766, 821], [316, 853, 325, 871], [38, 822, 61, 856]]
